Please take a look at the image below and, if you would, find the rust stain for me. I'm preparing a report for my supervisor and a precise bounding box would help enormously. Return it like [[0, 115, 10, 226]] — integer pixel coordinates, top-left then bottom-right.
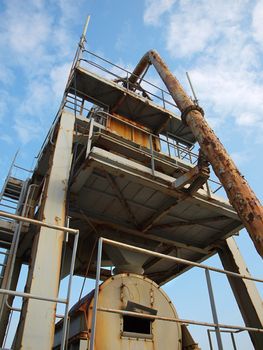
[[128, 49, 263, 258]]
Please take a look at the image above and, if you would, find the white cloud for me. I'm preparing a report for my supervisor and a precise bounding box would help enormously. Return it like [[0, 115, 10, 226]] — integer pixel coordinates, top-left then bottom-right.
[[0, 0, 86, 143], [50, 62, 72, 99], [165, 0, 248, 58], [14, 118, 42, 144], [252, 0, 263, 46], [18, 80, 52, 118], [144, 0, 177, 26], [143, 0, 263, 140], [0, 66, 15, 86], [0, 134, 13, 145]]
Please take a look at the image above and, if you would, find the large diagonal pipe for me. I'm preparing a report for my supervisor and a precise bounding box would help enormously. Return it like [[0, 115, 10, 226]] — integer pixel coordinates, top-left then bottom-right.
[[129, 50, 263, 258]]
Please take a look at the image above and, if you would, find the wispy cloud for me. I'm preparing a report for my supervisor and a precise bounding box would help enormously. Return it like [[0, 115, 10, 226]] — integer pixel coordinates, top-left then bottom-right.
[[143, 0, 263, 140], [14, 118, 42, 145], [252, 0, 263, 46], [0, 0, 86, 144], [144, 0, 177, 26], [0, 134, 13, 145]]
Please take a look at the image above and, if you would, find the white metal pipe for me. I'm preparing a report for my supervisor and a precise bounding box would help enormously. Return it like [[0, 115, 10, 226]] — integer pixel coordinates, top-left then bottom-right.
[[97, 307, 263, 333], [101, 238, 263, 283], [205, 269, 224, 350], [0, 211, 78, 234], [90, 237, 103, 350], [60, 230, 79, 350], [0, 288, 67, 304]]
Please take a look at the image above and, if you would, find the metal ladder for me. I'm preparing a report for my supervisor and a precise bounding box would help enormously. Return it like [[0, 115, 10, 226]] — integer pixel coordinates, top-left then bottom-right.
[[0, 153, 31, 287]]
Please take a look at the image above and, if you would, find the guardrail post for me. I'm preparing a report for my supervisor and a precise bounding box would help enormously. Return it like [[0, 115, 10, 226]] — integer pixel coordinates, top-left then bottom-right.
[[205, 269, 224, 350], [90, 237, 103, 350], [149, 134, 155, 176], [86, 117, 94, 157]]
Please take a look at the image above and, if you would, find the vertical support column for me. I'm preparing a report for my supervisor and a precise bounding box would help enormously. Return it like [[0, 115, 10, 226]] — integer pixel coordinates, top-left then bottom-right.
[[14, 111, 75, 350], [86, 117, 94, 157], [0, 258, 22, 346], [218, 237, 263, 349], [90, 238, 103, 350]]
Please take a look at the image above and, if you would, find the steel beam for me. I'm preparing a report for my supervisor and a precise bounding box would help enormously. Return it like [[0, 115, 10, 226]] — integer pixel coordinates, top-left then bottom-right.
[[140, 197, 180, 233], [14, 111, 75, 349], [173, 154, 210, 194], [218, 237, 263, 349], [105, 173, 138, 227], [72, 209, 210, 255], [0, 258, 22, 346], [143, 245, 175, 270], [152, 215, 227, 232]]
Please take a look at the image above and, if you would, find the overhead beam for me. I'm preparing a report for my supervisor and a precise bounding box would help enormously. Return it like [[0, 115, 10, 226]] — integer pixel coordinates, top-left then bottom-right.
[[154, 223, 243, 285], [143, 246, 175, 270], [140, 197, 181, 233], [70, 208, 210, 255], [105, 173, 138, 227], [152, 215, 228, 232]]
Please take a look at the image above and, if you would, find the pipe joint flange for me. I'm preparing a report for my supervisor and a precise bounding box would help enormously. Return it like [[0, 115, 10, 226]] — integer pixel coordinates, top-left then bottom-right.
[[181, 105, 204, 125]]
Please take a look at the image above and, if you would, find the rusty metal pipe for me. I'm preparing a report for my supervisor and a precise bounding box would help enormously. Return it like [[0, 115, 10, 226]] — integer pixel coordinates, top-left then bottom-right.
[[129, 50, 263, 258], [129, 53, 150, 86]]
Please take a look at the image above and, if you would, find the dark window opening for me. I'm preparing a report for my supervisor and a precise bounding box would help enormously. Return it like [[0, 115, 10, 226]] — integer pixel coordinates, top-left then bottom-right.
[[123, 316, 152, 335]]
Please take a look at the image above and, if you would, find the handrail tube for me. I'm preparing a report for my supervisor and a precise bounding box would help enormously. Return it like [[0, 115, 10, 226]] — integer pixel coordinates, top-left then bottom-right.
[[98, 307, 263, 333], [102, 237, 263, 283], [129, 50, 263, 258], [0, 211, 78, 235], [79, 59, 178, 109], [0, 288, 67, 304]]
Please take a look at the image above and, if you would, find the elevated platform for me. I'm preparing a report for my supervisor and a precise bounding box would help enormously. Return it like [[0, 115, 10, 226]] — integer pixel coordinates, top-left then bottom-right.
[[68, 143, 242, 285], [25, 109, 243, 285], [67, 65, 196, 146]]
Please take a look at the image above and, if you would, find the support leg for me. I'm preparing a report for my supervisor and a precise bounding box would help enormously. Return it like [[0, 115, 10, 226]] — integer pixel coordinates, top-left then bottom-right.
[[218, 236, 263, 349], [0, 258, 22, 346], [14, 111, 75, 349]]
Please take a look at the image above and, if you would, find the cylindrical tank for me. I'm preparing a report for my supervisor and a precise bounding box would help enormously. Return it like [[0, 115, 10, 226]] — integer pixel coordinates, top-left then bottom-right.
[[54, 273, 183, 349]]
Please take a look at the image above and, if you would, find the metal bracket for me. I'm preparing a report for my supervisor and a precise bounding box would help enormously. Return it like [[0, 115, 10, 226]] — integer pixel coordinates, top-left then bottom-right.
[[173, 156, 210, 195]]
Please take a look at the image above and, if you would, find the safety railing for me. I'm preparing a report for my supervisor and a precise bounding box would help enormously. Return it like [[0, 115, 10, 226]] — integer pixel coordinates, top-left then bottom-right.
[[64, 103, 223, 197], [78, 49, 179, 113], [0, 211, 79, 350], [207, 328, 241, 350], [89, 237, 263, 350]]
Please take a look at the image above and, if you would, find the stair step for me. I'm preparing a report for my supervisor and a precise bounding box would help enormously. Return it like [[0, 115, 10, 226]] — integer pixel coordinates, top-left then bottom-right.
[[1, 177, 25, 201]]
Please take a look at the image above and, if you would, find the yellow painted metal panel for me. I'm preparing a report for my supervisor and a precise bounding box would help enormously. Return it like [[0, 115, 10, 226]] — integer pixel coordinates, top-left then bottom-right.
[[108, 114, 160, 152]]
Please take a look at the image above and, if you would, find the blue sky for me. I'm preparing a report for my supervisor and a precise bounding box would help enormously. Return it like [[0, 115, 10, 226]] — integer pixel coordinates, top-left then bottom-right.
[[0, 0, 262, 348]]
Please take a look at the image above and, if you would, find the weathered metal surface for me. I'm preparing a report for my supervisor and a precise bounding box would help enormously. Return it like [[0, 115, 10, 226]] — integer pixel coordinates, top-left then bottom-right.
[[69, 66, 196, 146], [0, 258, 22, 346], [129, 50, 263, 258], [173, 151, 210, 194], [55, 273, 183, 349], [14, 111, 75, 349], [218, 237, 263, 349], [107, 113, 161, 151]]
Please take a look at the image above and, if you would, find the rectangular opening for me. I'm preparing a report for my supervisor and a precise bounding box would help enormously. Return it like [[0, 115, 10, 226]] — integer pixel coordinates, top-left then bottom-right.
[[123, 315, 152, 337]]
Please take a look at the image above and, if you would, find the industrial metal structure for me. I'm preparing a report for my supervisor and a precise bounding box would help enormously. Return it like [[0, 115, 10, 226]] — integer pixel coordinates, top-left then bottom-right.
[[0, 21, 262, 349]]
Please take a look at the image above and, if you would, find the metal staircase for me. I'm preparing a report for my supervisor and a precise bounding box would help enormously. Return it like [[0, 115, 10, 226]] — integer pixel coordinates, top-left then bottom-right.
[[0, 155, 31, 288]]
